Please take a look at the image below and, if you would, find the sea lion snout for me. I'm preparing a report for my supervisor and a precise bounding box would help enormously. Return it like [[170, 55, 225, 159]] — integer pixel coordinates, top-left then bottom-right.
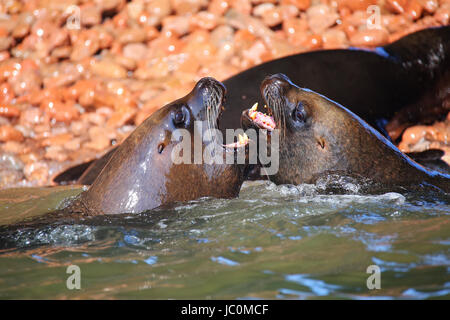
[[261, 73, 293, 95], [196, 77, 226, 92], [195, 77, 226, 104], [190, 77, 226, 122]]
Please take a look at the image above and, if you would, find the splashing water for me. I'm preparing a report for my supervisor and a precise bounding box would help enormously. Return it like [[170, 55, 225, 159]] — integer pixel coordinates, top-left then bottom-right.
[[0, 179, 449, 299]]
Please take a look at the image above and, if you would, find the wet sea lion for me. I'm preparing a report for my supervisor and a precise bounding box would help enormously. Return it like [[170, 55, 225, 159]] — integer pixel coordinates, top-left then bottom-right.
[[223, 26, 450, 135], [54, 26, 450, 184], [241, 74, 450, 193], [69, 77, 250, 215]]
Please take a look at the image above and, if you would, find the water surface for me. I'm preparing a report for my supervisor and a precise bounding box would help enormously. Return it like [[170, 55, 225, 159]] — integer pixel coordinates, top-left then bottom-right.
[[0, 181, 449, 299]]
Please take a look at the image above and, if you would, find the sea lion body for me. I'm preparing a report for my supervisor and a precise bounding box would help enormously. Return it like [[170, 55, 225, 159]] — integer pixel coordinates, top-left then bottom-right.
[[54, 26, 450, 185], [72, 78, 249, 215], [223, 26, 450, 135], [243, 74, 450, 192]]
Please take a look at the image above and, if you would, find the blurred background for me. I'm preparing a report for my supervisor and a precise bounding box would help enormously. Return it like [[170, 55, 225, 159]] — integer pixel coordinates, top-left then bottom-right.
[[0, 0, 449, 188]]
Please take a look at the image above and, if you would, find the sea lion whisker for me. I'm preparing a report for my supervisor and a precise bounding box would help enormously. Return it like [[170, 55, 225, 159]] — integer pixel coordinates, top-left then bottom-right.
[[204, 85, 224, 143]]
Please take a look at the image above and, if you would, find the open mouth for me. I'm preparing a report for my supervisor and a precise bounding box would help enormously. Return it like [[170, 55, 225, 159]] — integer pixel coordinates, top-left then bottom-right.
[[205, 84, 249, 149], [243, 102, 276, 132]]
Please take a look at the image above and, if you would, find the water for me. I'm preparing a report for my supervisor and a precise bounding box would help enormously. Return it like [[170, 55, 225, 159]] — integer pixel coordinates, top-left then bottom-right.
[[0, 180, 449, 299]]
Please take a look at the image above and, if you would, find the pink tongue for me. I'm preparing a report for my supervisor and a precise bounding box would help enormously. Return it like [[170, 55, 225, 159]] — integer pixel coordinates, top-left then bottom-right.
[[252, 111, 276, 130]]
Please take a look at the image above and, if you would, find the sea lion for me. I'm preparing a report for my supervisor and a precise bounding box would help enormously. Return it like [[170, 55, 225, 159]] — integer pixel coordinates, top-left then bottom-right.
[[223, 26, 450, 136], [241, 74, 450, 193], [54, 26, 450, 184], [69, 77, 250, 215]]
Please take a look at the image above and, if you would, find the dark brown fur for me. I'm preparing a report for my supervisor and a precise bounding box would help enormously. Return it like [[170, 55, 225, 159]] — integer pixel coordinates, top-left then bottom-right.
[[243, 74, 450, 192], [72, 78, 248, 215]]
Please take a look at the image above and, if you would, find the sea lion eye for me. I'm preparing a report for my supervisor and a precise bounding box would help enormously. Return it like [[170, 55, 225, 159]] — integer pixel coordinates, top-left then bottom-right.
[[173, 108, 186, 125], [293, 102, 305, 122]]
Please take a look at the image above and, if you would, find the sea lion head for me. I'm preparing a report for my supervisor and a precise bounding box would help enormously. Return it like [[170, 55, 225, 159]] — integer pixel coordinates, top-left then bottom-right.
[[78, 77, 249, 215], [242, 73, 391, 185]]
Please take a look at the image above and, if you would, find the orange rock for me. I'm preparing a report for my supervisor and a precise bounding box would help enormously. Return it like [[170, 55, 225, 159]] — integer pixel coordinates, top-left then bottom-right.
[[92, 90, 118, 109], [386, 0, 407, 13], [234, 29, 258, 50], [261, 6, 298, 27], [399, 125, 429, 147], [84, 126, 113, 151], [350, 29, 389, 47], [40, 99, 80, 123], [44, 145, 68, 162], [51, 46, 72, 59], [0, 105, 20, 118], [23, 161, 49, 183], [307, 4, 339, 34], [19, 108, 44, 126], [322, 29, 348, 49], [190, 11, 219, 30], [1, 141, 30, 154], [97, 28, 114, 49], [209, 0, 230, 16], [253, 3, 275, 17], [0, 82, 15, 105], [135, 57, 171, 80], [113, 11, 129, 28], [90, 60, 128, 79], [117, 28, 147, 44], [339, 21, 357, 39], [302, 34, 323, 50], [283, 17, 309, 37], [80, 3, 101, 27], [171, 0, 205, 15], [67, 79, 99, 104], [230, 0, 252, 15], [382, 14, 411, 33], [70, 30, 100, 62], [0, 51, 10, 62], [405, 0, 423, 21], [280, 0, 310, 11], [106, 108, 137, 128], [434, 4, 450, 25], [0, 28, 8, 38], [283, 18, 308, 47], [83, 111, 106, 126], [336, 0, 377, 12], [0, 125, 24, 142], [178, 54, 201, 74], [8, 67, 42, 96], [242, 40, 269, 65], [262, 7, 283, 27], [418, 0, 438, 13], [64, 137, 81, 151], [147, 34, 184, 58], [41, 133, 73, 147], [162, 15, 192, 36]]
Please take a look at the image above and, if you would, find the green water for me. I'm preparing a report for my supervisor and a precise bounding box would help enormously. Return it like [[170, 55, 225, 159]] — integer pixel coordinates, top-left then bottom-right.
[[0, 181, 449, 299]]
